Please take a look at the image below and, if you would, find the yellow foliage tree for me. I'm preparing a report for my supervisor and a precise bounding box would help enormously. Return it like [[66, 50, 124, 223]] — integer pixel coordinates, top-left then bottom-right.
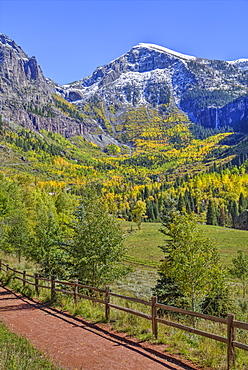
[[132, 200, 147, 229]]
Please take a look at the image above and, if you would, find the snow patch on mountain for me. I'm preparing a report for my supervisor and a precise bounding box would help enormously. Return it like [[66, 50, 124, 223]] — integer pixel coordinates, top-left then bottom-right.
[[136, 43, 197, 61], [56, 41, 248, 133], [227, 58, 248, 71]]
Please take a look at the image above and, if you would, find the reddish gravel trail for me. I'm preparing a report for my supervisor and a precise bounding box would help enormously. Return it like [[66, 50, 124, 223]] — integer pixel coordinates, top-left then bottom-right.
[[0, 286, 201, 370]]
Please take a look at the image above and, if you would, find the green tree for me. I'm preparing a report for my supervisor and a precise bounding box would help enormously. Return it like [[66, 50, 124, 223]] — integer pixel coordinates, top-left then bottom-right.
[[206, 199, 217, 225], [177, 193, 186, 212], [105, 144, 121, 155], [4, 210, 32, 263], [143, 186, 150, 199], [200, 286, 233, 318], [153, 272, 188, 310], [229, 250, 248, 298], [238, 192, 246, 214], [229, 200, 238, 224], [153, 201, 160, 221], [67, 191, 128, 287], [26, 190, 66, 278], [159, 213, 225, 311], [146, 201, 155, 221], [160, 195, 178, 227], [30, 212, 65, 278], [55, 191, 77, 233]]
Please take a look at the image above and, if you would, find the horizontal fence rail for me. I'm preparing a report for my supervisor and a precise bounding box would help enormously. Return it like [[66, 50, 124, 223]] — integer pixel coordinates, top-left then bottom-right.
[[156, 317, 228, 343], [0, 260, 247, 370], [155, 302, 228, 323]]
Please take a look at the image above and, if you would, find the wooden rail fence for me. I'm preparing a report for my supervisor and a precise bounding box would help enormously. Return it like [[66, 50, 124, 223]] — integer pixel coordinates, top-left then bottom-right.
[[0, 260, 247, 370]]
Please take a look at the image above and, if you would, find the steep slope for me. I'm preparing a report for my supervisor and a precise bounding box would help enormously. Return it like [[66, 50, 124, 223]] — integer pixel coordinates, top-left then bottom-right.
[[0, 34, 120, 148], [0, 34, 86, 137], [61, 43, 248, 134]]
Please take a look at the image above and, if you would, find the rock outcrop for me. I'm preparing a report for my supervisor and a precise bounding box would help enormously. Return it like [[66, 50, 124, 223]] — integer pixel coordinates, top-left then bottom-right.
[[0, 34, 79, 134], [0, 34, 121, 148], [234, 210, 248, 230]]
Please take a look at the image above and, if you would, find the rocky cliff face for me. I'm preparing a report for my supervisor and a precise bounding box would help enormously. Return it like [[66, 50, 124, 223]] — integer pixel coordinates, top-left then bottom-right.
[[0, 34, 122, 147], [0, 34, 50, 102], [183, 96, 248, 131], [0, 34, 80, 135], [62, 43, 248, 132]]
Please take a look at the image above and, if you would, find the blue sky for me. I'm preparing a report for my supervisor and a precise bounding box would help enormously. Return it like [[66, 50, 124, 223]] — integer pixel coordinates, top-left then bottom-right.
[[0, 0, 247, 84]]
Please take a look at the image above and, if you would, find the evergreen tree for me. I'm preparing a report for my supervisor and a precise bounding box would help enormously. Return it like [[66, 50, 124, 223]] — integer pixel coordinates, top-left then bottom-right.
[[177, 193, 186, 212], [185, 199, 191, 214], [153, 201, 159, 221], [153, 273, 188, 310], [143, 186, 149, 199], [160, 196, 178, 227], [158, 213, 225, 311], [229, 200, 238, 223], [206, 199, 217, 225], [174, 177, 181, 188], [238, 192, 246, 214], [146, 201, 154, 221]]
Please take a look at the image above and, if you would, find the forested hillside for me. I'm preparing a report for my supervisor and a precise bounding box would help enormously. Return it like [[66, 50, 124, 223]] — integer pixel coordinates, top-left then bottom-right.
[[0, 106, 248, 232]]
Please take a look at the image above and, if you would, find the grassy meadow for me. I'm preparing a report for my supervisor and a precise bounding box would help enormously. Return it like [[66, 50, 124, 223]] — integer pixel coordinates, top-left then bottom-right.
[[122, 221, 248, 268]]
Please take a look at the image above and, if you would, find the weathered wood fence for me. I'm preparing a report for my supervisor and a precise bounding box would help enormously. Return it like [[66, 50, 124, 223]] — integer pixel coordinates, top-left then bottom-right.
[[0, 260, 247, 370]]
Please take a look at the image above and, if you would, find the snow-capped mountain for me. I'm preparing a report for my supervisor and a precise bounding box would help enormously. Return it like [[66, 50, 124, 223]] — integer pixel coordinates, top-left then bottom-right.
[[61, 42, 248, 131], [1, 34, 248, 148]]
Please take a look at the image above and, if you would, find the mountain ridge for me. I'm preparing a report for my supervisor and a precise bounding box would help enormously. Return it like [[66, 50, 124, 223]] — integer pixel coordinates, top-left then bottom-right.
[[59, 42, 248, 135], [1, 33, 248, 150]]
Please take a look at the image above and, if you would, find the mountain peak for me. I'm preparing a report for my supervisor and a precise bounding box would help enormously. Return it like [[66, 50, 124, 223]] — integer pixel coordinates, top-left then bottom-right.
[[134, 43, 197, 61], [0, 33, 28, 60]]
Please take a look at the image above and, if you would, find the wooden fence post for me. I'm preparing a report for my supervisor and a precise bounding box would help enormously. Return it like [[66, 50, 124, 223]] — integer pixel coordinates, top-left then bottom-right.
[[105, 286, 110, 322], [35, 273, 39, 295], [227, 314, 235, 370], [0, 260, 2, 271], [74, 279, 78, 305], [6, 264, 9, 272], [23, 271, 26, 287], [51, 276, 55, 301], [151, 296, 158, 339]]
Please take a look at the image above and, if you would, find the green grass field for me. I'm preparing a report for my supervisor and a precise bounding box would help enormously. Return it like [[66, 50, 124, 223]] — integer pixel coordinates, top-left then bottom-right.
[[199, 224, 248, 265], [122, 221, 248, 267], [122, 221, 164, 266]]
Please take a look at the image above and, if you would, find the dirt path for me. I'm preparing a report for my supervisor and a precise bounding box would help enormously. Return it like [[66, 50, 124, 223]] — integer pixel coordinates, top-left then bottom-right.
[[0, 286, 201, 370]]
